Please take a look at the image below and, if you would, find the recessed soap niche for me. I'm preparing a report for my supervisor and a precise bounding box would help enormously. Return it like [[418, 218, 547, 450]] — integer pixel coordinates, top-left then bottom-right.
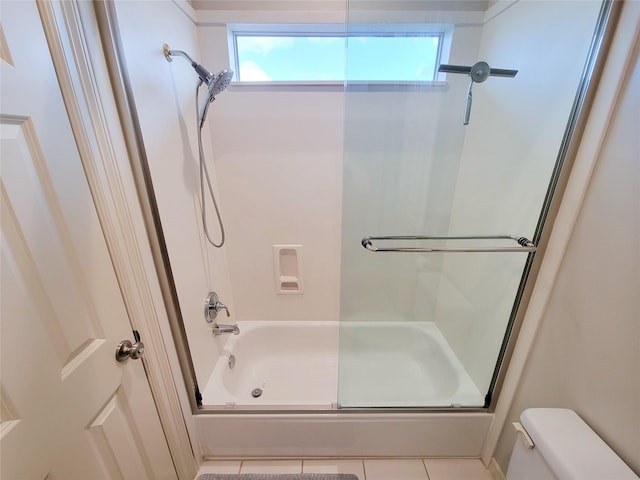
[[273, 245, 304, 294]]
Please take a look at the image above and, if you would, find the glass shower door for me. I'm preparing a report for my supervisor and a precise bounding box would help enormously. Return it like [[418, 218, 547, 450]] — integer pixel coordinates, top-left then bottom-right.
[[337, 0, 606, 408]]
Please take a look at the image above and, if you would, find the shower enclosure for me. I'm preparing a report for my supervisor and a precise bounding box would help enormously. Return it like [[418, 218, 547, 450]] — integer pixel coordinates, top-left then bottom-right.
[[102, 0, 614, 420]]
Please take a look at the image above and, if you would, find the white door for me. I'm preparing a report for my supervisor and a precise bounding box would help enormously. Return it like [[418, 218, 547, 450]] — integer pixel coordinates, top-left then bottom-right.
[[0, 1, 178, 478]]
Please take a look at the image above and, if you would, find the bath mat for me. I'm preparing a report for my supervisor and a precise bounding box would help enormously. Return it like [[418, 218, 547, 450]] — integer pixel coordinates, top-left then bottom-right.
[[197, 475, 359, 480]]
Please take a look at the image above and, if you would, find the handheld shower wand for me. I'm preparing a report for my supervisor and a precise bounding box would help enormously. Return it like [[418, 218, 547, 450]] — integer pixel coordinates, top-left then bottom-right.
[[163, 44, 233, 248], [198, 69, 234, 127]]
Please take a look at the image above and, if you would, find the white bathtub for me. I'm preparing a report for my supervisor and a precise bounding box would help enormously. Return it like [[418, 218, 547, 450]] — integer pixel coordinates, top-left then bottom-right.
[[197, 320, 491, 457], [339, 321, 485, 407], [201, 320, 484, 409], [202, 321, 339, 409]]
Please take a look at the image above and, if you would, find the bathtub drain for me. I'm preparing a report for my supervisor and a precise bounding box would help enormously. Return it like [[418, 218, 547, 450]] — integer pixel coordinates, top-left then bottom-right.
[[251, 387, 263, 398]]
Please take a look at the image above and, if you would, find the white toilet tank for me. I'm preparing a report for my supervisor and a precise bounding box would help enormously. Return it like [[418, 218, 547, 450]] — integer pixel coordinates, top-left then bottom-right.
[[507, 408, 638, 479]]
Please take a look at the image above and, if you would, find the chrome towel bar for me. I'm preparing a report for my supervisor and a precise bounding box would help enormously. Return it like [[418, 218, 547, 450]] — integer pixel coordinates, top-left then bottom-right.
[[361, 235, 537, 253]]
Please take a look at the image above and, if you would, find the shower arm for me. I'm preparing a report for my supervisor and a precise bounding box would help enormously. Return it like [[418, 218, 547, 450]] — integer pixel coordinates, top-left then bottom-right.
[[163, 44, 212, 85], [163, 44, 196, 65]]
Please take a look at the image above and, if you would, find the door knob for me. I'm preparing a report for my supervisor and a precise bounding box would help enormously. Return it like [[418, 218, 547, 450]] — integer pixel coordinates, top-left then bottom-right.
[[115, 330, 144, 362]]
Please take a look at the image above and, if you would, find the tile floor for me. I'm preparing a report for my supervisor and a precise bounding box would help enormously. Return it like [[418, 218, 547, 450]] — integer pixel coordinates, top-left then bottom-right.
[[197, 458, 495, 479]]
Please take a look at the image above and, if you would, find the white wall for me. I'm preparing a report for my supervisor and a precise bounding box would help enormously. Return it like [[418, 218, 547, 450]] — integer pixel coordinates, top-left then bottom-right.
[[113, 0, 234, 387], [494, 33, 640, 475], [435, 0, 603, 393], [197, 8, 486, 323], [199, 25, 345, 321]]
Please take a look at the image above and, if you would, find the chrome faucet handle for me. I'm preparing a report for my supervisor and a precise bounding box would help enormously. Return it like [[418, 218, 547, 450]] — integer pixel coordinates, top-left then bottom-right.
[[214, 298, 230, 317], [204, 291, 231, 323]]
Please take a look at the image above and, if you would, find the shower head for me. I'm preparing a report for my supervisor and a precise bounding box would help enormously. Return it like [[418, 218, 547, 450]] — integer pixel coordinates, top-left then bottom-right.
[[163, 43, 234, 100], [163, 44, 234, 127], [199, 70, 234, 127], [206, 69, 234, 101]]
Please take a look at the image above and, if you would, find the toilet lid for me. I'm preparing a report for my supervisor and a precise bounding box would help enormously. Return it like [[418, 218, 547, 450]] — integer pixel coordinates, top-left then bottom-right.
[[520, 409, 638, 480]]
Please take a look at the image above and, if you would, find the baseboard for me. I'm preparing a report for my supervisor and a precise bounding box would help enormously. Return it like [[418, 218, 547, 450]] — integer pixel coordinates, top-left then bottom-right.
[[488, 457, 506, 480]]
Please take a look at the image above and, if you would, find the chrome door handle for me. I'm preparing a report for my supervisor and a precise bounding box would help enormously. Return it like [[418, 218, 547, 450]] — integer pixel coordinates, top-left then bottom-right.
[[361, 235, 537, 253], [115, 330, 144, 362]]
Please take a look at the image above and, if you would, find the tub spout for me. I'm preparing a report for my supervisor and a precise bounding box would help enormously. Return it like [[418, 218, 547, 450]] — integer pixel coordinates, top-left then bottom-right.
[[212, 323, 240, 336]]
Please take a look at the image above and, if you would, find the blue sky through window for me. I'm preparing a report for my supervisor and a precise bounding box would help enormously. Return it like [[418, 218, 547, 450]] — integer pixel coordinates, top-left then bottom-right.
[[235, 34, 441, 82]]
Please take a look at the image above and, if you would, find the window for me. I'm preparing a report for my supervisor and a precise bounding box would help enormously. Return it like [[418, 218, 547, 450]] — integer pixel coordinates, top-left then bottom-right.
[[231, 27, 445, 83]]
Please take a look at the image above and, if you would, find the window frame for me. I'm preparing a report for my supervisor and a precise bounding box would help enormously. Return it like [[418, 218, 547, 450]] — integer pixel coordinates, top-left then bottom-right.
[[228, 23, 452, 86]]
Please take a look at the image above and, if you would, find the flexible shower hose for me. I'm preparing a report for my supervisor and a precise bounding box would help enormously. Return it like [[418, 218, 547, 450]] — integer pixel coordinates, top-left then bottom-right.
[[196, 84, 225, 248]]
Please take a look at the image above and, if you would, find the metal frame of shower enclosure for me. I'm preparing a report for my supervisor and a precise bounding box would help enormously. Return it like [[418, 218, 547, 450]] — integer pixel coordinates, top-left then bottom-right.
[[93, 0, 620, 415]]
